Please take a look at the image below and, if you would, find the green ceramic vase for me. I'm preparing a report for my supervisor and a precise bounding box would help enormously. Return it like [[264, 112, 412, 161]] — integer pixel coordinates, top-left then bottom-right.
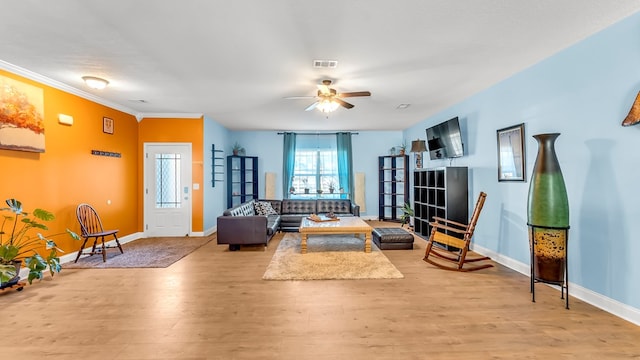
[[527, 133, 569, 283], [527, 133, 569, 227]]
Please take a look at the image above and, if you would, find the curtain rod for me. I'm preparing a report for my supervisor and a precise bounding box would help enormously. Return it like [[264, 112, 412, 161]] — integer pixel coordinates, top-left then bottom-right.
[[276, 132, 359, 135]]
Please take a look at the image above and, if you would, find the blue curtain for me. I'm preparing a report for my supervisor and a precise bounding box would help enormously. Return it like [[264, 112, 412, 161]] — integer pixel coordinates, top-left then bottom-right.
[[336, 132, 353, 200], [282, 132, 297, 198]]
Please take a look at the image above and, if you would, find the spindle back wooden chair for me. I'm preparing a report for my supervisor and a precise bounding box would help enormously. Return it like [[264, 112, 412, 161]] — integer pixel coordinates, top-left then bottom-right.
[[74, 203, 123, 262]]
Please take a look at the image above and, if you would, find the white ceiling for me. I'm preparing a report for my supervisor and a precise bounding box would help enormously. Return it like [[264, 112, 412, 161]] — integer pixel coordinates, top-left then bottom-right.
[[1, 1, 639, 131]]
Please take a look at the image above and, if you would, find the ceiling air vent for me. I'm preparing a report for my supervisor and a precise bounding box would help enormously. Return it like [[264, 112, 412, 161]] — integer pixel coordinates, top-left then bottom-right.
[[313, 59, 338, 69]]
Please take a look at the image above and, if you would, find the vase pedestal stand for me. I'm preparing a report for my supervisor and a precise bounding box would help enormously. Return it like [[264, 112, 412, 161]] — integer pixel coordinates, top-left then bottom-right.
[[529, 224, 569, 309]]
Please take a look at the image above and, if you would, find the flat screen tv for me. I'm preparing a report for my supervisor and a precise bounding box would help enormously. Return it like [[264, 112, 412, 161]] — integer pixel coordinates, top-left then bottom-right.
[[425, 117, 464, 160]]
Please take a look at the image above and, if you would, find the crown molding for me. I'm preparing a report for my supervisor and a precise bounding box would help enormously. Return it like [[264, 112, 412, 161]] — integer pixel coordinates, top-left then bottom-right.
[[0, 60, 142, 117], [137, 112, 203, 121], [0, 60, 204, 122]]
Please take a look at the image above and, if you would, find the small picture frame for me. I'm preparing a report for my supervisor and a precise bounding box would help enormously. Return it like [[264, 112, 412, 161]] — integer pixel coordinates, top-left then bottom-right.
[[103, 117, 114, 135], [497, 123, 526, 182]]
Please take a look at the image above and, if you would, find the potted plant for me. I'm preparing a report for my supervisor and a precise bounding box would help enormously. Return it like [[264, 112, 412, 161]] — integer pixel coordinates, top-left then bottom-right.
[[0, 199, 80, 286], [302, 178, 310, 194], [398, 142, 407, 156], [400, 202, 414, 230], [231, 142, 245, 156], [323, 179, 337, 193]]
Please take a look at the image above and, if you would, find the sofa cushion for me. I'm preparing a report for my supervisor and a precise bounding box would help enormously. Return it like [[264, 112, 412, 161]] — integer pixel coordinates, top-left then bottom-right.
[[254, 201, 278, 216], [229, 200, 255, 216], [317, 199, 353, 214], [258, 199, 282, 214], [281, 199, 317, 214]]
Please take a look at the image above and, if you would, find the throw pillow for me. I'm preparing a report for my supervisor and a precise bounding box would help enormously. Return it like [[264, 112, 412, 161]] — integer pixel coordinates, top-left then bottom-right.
[[254, 201, 278, 216]]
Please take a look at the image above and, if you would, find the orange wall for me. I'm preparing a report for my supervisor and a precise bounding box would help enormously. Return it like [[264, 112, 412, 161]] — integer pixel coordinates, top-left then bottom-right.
[[137, 117, 204, 232], [0, 70, 139, 253]]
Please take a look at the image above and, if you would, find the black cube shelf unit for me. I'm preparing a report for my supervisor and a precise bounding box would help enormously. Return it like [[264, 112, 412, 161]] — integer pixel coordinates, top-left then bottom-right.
[[413, 167, 468, 248], [227, 155, 258, 208], [378, 154, 409, 221]]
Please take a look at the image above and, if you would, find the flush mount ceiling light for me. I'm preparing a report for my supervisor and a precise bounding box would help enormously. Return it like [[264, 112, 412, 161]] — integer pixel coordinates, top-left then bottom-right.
[[82, 76, 109, 90]]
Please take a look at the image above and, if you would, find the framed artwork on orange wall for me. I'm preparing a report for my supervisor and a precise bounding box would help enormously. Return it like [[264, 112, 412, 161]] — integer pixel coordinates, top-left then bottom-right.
[[103, 117, 114, 135]]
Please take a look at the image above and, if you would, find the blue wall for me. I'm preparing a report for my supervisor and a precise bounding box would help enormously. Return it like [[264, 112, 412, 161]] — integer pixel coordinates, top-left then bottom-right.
[[404, 12, 640, 311], [229, 130, 403, 217], [202, 12, 640, 321], [203, 117, 230, 234]]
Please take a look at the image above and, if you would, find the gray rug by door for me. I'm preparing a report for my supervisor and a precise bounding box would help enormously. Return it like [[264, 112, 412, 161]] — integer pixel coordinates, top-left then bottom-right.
[[64, 236, 212, 269], [262, 233, 404, 280]]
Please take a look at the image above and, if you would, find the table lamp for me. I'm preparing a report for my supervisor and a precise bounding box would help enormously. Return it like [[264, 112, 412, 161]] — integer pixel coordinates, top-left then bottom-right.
[[410, 139, 427, 168]]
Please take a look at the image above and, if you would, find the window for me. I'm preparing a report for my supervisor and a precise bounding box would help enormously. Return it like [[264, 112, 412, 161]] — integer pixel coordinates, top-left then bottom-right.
[[290, 135, 339, 196], [155, 153, 182, 208]]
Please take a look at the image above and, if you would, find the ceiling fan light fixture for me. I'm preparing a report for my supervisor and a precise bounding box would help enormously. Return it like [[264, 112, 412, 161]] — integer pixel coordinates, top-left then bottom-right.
[[317, 99, 339, 113], [82, 76, 109, 90]]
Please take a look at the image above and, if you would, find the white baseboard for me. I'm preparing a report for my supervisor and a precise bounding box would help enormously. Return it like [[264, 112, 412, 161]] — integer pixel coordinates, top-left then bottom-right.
[[471, 243, 640, 326], [204, 226, 217, 236]]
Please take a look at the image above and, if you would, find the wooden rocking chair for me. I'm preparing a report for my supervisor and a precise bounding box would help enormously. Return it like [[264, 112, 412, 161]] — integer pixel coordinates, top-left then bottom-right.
[[423, 191, 493, 272]]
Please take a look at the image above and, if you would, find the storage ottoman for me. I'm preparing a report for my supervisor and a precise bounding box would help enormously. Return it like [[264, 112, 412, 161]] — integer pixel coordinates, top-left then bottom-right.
[[372, 227, 414, 250]]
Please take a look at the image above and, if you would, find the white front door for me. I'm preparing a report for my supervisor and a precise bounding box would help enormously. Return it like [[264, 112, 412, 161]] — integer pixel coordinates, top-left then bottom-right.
[[144, 143, 192, 237]]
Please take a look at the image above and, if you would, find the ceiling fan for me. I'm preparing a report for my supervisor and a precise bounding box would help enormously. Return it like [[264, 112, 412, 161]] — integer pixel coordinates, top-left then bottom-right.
[[286, 80, 371, 112]]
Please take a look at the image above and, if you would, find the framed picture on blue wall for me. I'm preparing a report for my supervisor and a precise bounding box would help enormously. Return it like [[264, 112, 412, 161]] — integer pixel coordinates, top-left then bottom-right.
[[497, 123, 526, 182]]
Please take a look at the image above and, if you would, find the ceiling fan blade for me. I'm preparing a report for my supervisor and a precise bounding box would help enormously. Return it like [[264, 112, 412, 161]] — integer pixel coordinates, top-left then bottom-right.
[[304, 101, 319, 111], [338, 91, 371, 98], [334, 98, 354, 109], [283, 96, 317, 100]]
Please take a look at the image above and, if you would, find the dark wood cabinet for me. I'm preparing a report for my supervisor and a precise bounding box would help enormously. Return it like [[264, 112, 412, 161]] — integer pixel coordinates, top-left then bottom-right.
[[227, 155, 258, 208], [378, 155, 409, 221], [413, 167, 468, 248]]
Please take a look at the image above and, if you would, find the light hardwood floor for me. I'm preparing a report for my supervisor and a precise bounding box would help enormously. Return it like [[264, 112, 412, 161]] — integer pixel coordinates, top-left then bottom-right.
[[1, 220, 639, 359]]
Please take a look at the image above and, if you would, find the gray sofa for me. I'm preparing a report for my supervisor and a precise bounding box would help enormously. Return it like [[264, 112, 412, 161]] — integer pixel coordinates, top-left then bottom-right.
[[216, 198, 360, 250], [216, 200, 281, 251]]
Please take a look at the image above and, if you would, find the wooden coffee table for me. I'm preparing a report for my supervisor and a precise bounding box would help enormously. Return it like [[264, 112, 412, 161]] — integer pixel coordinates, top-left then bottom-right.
[[298, 216, 372, 254]]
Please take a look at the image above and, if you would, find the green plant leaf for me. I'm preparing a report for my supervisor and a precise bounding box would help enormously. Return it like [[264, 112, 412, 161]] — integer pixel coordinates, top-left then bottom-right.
[[25, 254, 47, 284], [5, 199, 23, 214], [33, 208, 55, 222], [0, 245, 20, 260], [47, 257, 61, 276], [67, 229, 80, 241], [0, 264, 18, 283]]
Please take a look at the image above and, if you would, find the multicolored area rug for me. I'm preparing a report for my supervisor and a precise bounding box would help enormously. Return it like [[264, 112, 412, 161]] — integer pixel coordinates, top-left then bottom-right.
[[262, 233, 404, 280], [64, 236, 212, 269]]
